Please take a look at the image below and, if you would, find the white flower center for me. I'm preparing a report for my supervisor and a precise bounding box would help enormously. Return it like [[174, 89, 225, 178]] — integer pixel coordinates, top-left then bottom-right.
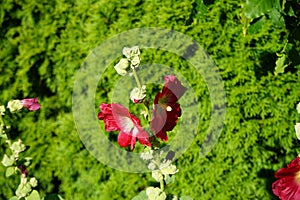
[[166, 106, 172, 112]]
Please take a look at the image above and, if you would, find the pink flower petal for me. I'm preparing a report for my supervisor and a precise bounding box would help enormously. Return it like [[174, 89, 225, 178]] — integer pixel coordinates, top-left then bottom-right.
[[21, 98, 40, 111], [98, 103, 151, 150]]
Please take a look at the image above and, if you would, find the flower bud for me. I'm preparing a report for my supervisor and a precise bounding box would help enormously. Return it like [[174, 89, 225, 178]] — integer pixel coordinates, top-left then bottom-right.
[[295, 123, 300, 140], [29, 177, 38, 187], [122, 46, 140, 60], [130, 55, 141, 68], [7, 100, 23, 113], [0, 105, 5, 115], [21, 98, 40, 111], [146, 187, 166, 200], [130, 85, 146, 103], [114, 58, 129, 76]]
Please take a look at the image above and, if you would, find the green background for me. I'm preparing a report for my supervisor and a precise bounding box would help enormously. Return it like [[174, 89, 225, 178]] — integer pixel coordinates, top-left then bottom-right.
[[1, 0, 300, 199]]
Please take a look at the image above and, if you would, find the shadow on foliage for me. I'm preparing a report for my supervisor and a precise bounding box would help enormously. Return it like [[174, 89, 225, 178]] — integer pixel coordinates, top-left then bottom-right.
[[257, 168, 277, 198], [253, 51, 277, 79]]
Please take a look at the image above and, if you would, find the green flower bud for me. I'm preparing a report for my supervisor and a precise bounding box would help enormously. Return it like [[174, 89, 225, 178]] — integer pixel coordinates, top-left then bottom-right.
[[140, 149, 154, 160], [10, 139, 26, 154], [159, 160, 178, 175], [131, 55, 140, 68], [29, 177, 38, 187], [148, 162, 156, 171], [152, 170, 163, 182], [7, 100, 23, 113], [114, 58, 129, 76], [122, 46, 140, 60]]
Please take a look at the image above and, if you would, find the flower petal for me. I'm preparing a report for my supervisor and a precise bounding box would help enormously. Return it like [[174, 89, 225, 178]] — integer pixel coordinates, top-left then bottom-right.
[[21, 98, 40, 111], [272, 156, 300, 199], [98, 103, 120, 131], [118, 131, 134, 148]]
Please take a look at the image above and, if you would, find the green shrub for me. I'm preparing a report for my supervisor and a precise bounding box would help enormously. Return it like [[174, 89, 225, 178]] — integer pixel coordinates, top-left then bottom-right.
[[1, 0, 299, 199]]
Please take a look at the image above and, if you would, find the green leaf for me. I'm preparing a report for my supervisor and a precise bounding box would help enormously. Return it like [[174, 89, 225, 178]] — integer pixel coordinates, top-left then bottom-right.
[[26, 190, 40, 200], [275, 54, 289, 75], [1, 154, 15, 167], [16, 182, 32, 198], [195, 0, 208, 18], [152, 171, 163, 182], [5, 166, 16, 177], [268, 8, 285, 28], [9, 196, 19, 200], [244, 0, 276, 19], [248, 16, 267, 34], [131, 191, 148, 200]]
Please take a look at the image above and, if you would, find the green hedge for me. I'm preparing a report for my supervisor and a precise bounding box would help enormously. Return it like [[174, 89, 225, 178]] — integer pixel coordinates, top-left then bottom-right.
[[1, 0, 300, 199]]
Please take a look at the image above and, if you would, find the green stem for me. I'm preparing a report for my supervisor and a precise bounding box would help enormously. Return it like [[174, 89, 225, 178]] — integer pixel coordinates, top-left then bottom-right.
[[132, 68, 142, 89], [160, 180, 164, 191], [0, 114, 4, 127]]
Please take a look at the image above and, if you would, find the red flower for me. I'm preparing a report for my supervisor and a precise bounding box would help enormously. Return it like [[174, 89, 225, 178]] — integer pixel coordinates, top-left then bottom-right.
[[98, 103, 151, 150], [272, 156, 300, 200], [150, 75, 186, 141], [21, 98, 40, 111]]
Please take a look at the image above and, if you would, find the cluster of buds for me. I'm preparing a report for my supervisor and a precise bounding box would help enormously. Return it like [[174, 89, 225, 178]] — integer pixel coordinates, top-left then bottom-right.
[[114, 46, 146, 104]]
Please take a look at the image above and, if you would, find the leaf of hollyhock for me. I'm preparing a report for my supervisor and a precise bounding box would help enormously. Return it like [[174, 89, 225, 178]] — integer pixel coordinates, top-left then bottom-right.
[[27, 190, 40, 200], [131, 190, 147, 200], [5, 166, 16, 177], [1, 154, 15, 167], [114, 58, 129, 76], [16, 182, 32, 198]]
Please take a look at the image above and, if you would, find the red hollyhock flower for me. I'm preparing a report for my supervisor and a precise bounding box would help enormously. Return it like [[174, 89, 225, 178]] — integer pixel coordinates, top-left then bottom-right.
[[150, 75, 186, 141], [21, 98, 40, 111], [272, 156, 300, 199], [98, 103, 151, 150]]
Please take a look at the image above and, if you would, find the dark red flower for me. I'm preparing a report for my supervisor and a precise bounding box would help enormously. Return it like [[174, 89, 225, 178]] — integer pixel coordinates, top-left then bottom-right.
[[21, 98, 40, 111], [98, 103, 151, 150], [150, 75, 186, 141], [272, 156, 300, 200]]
